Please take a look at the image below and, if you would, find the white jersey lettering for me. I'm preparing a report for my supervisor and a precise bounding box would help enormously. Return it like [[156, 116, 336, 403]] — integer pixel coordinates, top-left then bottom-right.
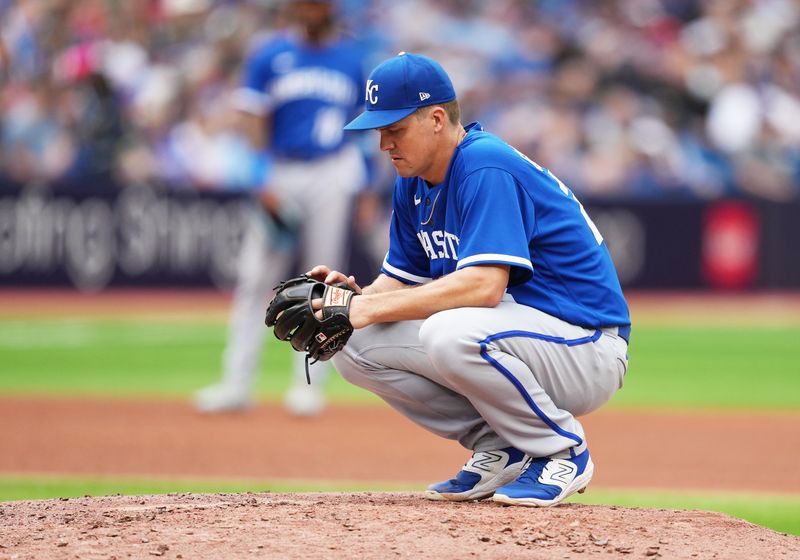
[[445, 232, 459, 260], [431, 230, 448, 259], [271, 68, 356, 105], [418, 230, 459, 262], [417, 231, 437, 260]]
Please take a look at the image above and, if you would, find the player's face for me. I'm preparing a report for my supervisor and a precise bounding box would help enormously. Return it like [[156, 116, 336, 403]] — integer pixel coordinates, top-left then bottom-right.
[[378, 110, 439, 181], [292, 1, 333, 34]]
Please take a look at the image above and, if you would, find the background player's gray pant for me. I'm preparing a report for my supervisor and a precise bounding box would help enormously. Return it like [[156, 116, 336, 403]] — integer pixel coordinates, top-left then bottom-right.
[[333, 298, 629, 459], [222, 144, 366, 390]]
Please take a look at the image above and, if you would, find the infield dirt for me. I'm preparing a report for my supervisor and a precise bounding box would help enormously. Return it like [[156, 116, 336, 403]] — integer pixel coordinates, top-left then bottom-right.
[[2, 492, 798, 560]]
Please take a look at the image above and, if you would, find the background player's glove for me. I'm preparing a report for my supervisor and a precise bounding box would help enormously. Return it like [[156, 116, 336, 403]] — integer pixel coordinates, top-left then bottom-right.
[[264, 275, 356, 380]]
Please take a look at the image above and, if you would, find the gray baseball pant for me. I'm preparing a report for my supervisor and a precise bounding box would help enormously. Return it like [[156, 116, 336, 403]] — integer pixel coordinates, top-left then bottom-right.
[[222, 144, 366, 389], [332, 299, 628, 459]]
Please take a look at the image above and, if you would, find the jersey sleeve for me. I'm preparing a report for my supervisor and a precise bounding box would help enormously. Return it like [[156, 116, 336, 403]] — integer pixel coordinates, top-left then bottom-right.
[[455, 168, 535, 286], [381, 181, 432, 285], [231, 46, 275, 116]]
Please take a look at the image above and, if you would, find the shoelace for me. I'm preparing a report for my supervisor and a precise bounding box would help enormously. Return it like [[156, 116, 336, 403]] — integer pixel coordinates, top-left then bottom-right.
[[515, 458, 547, 484]]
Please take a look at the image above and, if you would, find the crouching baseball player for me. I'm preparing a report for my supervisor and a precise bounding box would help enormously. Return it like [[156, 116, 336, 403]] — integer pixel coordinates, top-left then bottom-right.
[[265, 53, 631, 506]]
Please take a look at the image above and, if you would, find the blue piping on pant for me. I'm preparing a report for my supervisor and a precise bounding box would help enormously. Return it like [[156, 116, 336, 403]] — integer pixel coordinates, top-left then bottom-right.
[[478, 329, 602, 447]]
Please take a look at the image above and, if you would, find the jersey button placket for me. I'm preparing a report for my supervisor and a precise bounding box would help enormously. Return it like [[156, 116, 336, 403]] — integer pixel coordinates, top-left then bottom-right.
[[424, 197, 432, 227]]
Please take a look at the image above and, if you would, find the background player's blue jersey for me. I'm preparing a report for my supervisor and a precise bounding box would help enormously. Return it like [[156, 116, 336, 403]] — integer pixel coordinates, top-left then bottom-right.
[[237, 32, 365, 159], [382, 122, 630, 329]]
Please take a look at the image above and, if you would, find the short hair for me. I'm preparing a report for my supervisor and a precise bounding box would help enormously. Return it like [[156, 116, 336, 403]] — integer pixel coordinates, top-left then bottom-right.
[[416, 99, 460, 126]]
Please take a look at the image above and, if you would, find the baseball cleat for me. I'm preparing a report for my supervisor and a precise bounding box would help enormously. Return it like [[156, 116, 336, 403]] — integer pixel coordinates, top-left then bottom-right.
[[492, 448, 593, 507], [194, 383, 253, 414], [424, 446, 528, 502], [283, 382, 325, 417]]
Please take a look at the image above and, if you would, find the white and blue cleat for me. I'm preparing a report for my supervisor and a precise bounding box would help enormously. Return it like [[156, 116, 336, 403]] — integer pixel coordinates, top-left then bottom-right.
[[424, 446, 528, 502], [492, 448, 593, 507], [194, 383, 253, 414]]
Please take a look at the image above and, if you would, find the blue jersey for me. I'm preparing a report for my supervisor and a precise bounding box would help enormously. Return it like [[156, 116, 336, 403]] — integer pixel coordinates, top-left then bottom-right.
[[382, 122, 630, 329], [235, 32, 366, 160]]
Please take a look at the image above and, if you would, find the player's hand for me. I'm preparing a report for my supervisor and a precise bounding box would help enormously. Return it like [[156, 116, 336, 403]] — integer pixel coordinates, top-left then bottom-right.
[[260, 191, 301, 233], [306, 266, 362, 294], [260, 190, 282, 214]]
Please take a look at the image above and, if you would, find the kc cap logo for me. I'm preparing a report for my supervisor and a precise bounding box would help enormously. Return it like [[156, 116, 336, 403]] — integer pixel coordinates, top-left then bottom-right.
[[366, 79, 379, 105], [344, 52, 456, 131]]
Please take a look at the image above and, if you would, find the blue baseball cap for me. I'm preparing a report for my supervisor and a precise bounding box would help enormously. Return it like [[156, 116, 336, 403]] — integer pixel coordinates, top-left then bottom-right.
[[344, 52, 456, 131]]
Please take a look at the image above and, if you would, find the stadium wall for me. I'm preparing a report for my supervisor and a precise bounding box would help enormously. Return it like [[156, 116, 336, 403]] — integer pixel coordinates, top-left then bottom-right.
[[1, 183, 798, 291]]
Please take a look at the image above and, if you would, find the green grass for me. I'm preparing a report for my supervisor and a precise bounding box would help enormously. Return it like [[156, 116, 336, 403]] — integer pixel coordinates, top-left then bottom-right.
[[0, 475, 417, 501], [612, 326, 800, 409], [0, 319, 798, 409], [0, 475, 797, 536], [571, 488, 800, 537], [0, 319, 376, 402]]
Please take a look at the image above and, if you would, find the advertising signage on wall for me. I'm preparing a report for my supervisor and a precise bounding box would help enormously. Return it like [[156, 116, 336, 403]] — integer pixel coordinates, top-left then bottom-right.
[[1, 183, 798, 290], [0, 185, 251, 291]]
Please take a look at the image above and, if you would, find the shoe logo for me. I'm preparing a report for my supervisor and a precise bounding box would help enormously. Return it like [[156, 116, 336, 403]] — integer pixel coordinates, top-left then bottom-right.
[[469, 451, 503, 473], [414, 195, 422, 206], [419, 92, 431, 101], [538, 459, 576, 488]]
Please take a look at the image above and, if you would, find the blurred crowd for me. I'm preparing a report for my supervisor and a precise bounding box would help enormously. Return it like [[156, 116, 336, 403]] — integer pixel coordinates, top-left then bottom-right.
[[1, 0, 799, 200]]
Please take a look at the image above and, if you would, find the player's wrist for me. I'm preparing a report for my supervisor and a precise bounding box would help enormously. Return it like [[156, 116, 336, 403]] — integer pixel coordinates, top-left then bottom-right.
[[347, 295, 370, 329]]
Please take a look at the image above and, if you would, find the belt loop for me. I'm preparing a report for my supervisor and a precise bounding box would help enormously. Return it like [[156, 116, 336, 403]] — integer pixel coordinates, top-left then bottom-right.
[[617, 325, 631, 345]]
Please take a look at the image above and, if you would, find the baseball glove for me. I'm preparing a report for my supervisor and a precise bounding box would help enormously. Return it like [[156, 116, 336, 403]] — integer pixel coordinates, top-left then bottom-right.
[[264, 275, 356, 378]]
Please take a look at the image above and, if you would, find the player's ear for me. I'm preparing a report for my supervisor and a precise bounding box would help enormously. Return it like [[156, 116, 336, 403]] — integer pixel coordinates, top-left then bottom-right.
[[430, 106, 447, 132]]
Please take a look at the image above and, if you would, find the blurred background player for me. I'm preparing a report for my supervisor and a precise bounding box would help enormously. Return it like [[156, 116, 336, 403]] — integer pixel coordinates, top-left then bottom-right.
[[194, 0, 373, 415]]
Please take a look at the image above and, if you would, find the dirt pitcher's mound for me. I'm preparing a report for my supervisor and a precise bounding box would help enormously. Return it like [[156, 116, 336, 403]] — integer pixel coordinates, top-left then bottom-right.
[[1, 493, 797, 560]]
